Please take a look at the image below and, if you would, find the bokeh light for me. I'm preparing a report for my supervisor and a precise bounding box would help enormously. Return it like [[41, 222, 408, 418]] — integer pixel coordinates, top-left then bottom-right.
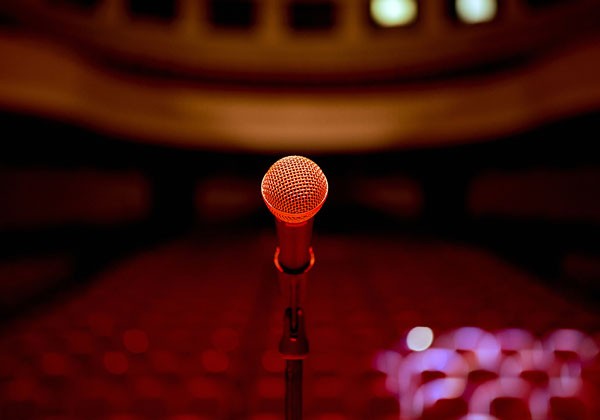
[[211, 327, 240, 352], [377, 327, 599, 418], [103, 351, 129, 375], [370, 0, 418, 27], [6, 377, 37, 401], [134, 375, 163, 398], [455, 0, 497, 24], [406, 326, 434, 351], [201, 349, 229, 373], [41, 352, 69, 376], [261, 349, 285, 373], [187, 376, 220, 398], [123, 329, 149, 354], [258, 376, 285, 398]]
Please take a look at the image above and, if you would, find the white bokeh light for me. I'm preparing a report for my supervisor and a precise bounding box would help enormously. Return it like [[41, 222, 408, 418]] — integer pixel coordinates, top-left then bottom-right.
[[455, 0, 498, 24], [407, 326, 434, 351], [370, 0, 418, 27]]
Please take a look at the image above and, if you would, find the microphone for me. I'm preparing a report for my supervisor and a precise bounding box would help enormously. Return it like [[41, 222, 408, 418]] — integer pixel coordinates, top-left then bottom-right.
[[261, 156, 328, 420], [261, 155, 328, 273]]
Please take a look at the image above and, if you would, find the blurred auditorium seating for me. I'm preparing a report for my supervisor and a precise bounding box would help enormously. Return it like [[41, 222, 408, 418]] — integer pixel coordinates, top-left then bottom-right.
[[1, 235, 599, 419], [0, 255, 72, 309], [0, 166, 150, 313], [0, 169, 150, 229], [468, 168, 600, 223]]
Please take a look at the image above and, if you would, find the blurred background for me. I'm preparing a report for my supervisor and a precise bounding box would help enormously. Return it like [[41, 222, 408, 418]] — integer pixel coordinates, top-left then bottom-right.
[[0, 0, 599, 419]]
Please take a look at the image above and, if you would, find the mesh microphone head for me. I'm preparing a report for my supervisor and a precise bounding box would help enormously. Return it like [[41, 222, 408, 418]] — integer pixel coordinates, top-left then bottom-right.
[[261, 156, 328, 224]]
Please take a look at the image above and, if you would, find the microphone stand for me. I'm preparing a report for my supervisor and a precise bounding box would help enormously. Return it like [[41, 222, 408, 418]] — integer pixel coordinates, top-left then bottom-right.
[[261, 155, 327, 420], [275, 248, 313, 420]]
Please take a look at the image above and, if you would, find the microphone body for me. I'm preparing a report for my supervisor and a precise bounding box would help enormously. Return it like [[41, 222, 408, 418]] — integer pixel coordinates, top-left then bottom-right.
[[261, 155, 328, 273], [275, 218, 314, 272]]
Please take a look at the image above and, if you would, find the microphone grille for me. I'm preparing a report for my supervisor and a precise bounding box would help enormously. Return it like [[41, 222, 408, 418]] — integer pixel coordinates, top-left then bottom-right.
[[261, 156, 328, 224]]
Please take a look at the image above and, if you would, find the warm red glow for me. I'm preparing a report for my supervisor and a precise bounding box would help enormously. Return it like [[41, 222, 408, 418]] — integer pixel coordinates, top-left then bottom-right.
[[261, 156, 328, 224], [6, 377, 37, 401], [149, 350, 179, 373], [201, 349, 230, 373], [88, 312, 115, 337], [248, 414, 281, 420], [314, 376, 344, 398], [103, 351, 129, 375], [310, 415, 346, 420], [261, 350, 285, 373], [187, 377, 220, 398], [65, 330, 94, 355], [211, 328, 240, 352], [257, 377, 284, 398], [123, 329, 149, 354], [41, 352, 69, 376], [134, 375, 163, 398]]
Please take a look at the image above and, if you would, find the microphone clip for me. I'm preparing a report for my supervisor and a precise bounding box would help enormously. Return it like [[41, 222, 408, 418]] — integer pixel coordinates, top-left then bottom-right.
[[279, 307, 309, 360], [274, 247, 315, 275], [274, 247, 313, 360]]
